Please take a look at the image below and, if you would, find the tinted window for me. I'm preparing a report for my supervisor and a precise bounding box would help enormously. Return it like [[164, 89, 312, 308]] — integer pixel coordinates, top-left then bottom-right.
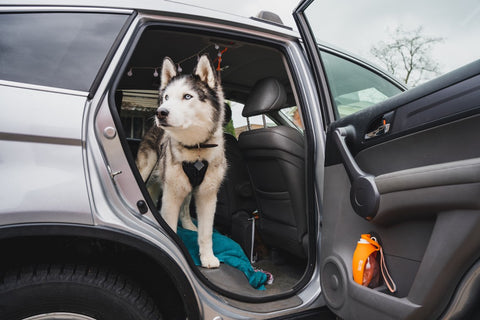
[[320, 51, 403, 118], [0, 12, 129, 91]]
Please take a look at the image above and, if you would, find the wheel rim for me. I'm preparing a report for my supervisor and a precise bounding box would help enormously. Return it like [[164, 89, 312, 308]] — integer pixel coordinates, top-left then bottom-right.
[[23, 313, 96, 320]]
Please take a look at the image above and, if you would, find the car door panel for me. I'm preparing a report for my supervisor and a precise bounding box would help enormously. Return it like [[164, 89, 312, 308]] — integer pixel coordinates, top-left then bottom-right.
[[356, 114, 480, 176], [294, 1, 480, 317], [320, 59, 480, 318]]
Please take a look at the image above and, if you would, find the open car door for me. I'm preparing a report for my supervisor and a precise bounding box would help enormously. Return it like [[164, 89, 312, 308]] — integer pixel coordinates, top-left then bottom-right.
[[294, 1, 480, 319]]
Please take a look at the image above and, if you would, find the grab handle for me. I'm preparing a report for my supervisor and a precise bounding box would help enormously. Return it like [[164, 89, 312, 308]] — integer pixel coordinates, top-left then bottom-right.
[[333, 126, 379, 220]]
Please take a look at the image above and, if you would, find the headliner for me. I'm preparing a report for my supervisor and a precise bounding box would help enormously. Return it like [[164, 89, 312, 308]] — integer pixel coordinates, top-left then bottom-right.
[[118, 28, 294, 105]]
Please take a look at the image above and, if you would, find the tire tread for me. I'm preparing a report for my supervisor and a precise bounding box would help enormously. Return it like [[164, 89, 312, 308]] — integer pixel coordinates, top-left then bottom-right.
[[0, 263, 162, 320]]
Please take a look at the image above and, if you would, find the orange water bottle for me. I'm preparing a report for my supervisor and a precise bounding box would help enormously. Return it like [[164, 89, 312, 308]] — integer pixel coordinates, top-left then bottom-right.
[[352, 234, 380, 288]]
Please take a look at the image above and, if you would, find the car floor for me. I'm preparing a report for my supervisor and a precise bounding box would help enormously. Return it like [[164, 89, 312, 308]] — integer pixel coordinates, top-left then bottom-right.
[[199, 253, 306, 297]]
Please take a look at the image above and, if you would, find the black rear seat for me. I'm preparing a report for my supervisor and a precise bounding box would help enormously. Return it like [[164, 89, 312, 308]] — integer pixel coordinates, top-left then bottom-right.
[[214, 104, 257, 234]]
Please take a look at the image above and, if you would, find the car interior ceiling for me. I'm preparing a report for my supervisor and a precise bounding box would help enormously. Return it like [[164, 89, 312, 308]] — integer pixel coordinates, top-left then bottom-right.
[[115, 27, 308, 298], [118, 29, 295, 105]]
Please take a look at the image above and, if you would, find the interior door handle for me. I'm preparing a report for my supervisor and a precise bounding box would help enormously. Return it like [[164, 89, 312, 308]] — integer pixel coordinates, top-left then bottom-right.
[[333, 126, 379, 220]]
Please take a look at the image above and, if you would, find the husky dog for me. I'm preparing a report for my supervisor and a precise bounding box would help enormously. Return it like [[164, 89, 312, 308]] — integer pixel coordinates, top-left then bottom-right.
[[136, 55, 226, 268]]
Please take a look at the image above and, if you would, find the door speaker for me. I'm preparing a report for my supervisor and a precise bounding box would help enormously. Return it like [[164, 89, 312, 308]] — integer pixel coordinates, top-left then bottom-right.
[[321, 256, 347, 309]]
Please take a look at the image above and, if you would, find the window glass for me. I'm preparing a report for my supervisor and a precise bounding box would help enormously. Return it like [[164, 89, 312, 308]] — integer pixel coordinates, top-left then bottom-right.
[[278, 106, 304, 130], [320, 51, 403, 118], [303, 0, 480, 86], [0, 12, 129, 91], [117, 89, 157, 139], [229, 100, 276, 137]]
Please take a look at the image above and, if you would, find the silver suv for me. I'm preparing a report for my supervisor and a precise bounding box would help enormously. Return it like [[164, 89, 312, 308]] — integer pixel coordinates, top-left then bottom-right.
[[1, 1, 480, 319]]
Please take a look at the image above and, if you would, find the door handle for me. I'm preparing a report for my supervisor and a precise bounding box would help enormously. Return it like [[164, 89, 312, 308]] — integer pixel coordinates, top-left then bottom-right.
[[365, 121, 390, 139], [333, 126, 379, 220]]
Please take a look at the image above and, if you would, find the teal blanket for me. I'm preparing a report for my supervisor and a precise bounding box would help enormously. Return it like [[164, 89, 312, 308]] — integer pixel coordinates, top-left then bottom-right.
[[177, 225, 268, 290]]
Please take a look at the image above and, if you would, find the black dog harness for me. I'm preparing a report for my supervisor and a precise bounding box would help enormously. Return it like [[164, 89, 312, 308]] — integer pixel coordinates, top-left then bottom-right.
[[182, 160, 209, 188], [181, 143, 218, 188]]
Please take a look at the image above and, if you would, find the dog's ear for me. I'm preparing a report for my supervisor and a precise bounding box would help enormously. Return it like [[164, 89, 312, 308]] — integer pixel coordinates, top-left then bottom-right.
[[160, 57, 177, 91], [194, 55, 216, 89]]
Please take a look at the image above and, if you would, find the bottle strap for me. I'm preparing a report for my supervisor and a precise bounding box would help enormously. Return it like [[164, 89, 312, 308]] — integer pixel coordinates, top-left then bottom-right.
[[364, 234, 397, 293], [379, 246, 397, 293]]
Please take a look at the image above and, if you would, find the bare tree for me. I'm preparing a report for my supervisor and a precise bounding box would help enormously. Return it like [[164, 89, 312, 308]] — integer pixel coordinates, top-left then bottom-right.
[[370, 26, 443, 86]]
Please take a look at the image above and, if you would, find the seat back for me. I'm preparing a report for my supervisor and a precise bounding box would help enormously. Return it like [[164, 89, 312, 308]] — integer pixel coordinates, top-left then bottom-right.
[[215, 104, 257, 234], [238, 78, 307, 258]]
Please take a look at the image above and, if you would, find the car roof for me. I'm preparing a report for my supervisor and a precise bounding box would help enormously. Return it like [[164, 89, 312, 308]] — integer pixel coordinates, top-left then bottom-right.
[[1, 0, 304, 106], [1, 0, 300, 39]]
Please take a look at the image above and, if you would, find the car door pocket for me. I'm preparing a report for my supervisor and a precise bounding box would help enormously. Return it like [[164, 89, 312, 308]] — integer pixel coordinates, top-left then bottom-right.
[[353, 233, 397, 293], [333, 126, 380, 220]]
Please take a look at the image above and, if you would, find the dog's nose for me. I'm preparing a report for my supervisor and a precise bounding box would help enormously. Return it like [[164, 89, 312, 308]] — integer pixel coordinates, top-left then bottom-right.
[[157, 108, 169, 120]]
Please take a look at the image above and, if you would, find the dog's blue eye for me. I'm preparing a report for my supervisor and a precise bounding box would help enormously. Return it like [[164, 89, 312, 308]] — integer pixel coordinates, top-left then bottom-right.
[[184, 94, 192, 100], [164, 94, 169, 101]]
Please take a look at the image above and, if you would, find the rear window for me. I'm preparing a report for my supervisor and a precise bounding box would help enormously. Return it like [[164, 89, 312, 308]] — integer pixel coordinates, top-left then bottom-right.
[[0, 12, 129, 91]]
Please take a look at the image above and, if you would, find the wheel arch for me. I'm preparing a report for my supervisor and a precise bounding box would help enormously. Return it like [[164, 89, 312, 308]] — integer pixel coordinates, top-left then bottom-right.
[[0, 223, 200, 320]]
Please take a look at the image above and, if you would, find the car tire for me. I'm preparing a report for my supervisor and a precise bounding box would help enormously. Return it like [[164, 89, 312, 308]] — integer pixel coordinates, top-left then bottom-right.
[[0, 264, 162, 320]]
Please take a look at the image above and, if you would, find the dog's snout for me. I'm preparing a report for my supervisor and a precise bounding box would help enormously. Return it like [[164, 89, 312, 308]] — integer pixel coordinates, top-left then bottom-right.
[[157, 108, 169, 119]]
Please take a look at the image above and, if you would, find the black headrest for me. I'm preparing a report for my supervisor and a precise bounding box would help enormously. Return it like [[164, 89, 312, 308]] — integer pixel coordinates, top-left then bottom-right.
[[242, 77, 287, 117]]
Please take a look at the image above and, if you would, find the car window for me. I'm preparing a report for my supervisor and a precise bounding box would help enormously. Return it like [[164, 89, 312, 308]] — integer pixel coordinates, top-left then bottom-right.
[[320, 51, 403, 118], [117, 89, 157, 139], [278, 106, 304, 130], [0, 12, 129, 91], [229, 101, 304, 137], [301, 0, 480, 86], [229, 100, 275, 137]]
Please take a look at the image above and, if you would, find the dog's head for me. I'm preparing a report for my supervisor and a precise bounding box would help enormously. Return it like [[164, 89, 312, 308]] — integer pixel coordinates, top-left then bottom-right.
[[156, 55, 224, 145]]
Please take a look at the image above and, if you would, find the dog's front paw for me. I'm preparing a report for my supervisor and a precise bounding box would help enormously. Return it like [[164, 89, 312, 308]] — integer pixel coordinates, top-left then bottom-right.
[[200, 254, 220, 268]]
